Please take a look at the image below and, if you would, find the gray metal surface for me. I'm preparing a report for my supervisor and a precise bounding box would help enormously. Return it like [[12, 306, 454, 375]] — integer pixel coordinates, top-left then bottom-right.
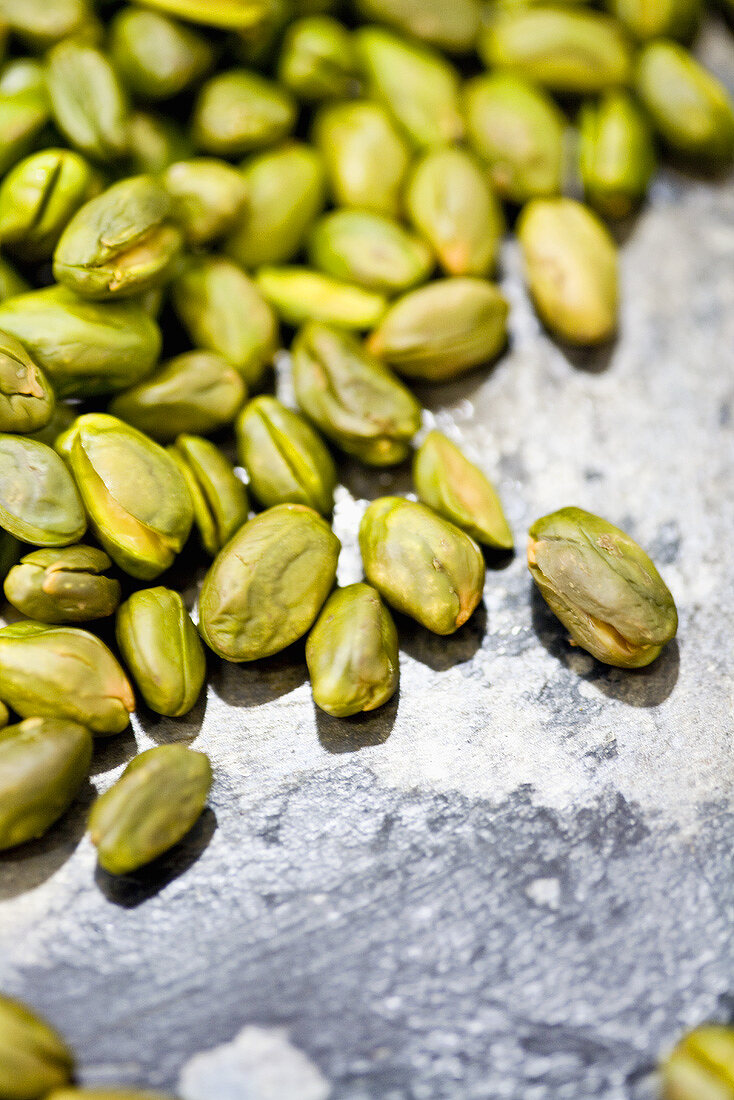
[[2, 22, 734, 1100]]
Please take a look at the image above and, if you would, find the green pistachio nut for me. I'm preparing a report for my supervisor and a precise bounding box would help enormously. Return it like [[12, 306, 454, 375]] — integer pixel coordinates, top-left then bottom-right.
[[607, 0, 702, 42], [311, 100, 410, 217], [0, 436, 86, 547], [53, 175, 183, 301], [47, 41, 128, 162], [579, 91, 656, 219], [306, 583, 399, 717], [635, 41, 734, 166], [236, 395, 336, 514], [0, 330, 54, 434], [168, 433, 249, 556], [0, 994, 74, 1100], [225, 142, 325, 268], [0, 83, 50, 177], [527, 506, 678, 668], [4, 546, 120, 624], [89, 744, 212, 874], [256, 266, 386, 329], [0, 257, 28, 303], [198, 502, 340, 661], [0, 286, 161, 399], [116, 588, 206, 718], [61, 413, 194, 580], [193, 68, 296, 156], [0, 0, 93, 49], [355, 0, 481, 52], [172, 257, 278, 386], [110, 350, 246, 442], [291, 321, 421, 465], [110, 8, 213, 101], [405, 147, 505, 277], [359, 496, 485, 634], [518, 197, 618, 346], [123, 0, 270, 31], [163, 158, 249, 246], [278, 16, 360, 101], [0, 621, 135, 735], [479, 7, 633, 94], [413, 431, 513, 550], [463, 73, 566, 204], [126, 111, 193, 175], [0, 149, 96, 262], [0, 717, 93, 851], [308, 210, 433, 295], [0, 60, 47, 98], [356, 26, 464, 147], [661, 1024, 734, 1100], [367, 277, 508, 382]]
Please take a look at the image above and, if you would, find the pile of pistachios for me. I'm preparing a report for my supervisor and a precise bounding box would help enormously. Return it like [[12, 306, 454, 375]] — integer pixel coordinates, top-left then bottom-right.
[[0, 0, 728, 881], [3, 988, 733, 1100]]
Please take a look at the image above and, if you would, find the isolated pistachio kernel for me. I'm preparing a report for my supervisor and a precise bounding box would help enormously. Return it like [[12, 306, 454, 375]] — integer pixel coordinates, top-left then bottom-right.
[[225, 142, 326, 268], [256, 266, 387, 329], [0, 435, 86, 548], [579, 91, 656, 219], [517, 198, 618, 346], [0, 330, 55, 435], [3, 546, 121, 624], [527, 506, 678, 668], [635, 40, 734, 166], [89, 744, 213, 874], [61, 413, 194, 580], [405, 147, 505, 277], [463, 73, 566, 204], [311, 100, 410, 217], [199, 503, 340, 661], [168, 434, 249, 557], [479, 6, 633, 94], [413, 431, 513, 550], [0, 286, 161, 399], [308, 209, 433, 294], [0, 994, 74, 1099], [53, 175, 183, 301], [236, 395, 336, 514], [367, 278, 508, 382], [0, 622, 135, 736], [0, 717, 93, 851], [355, 25, 464, 147], [172, 256, 278, 387], [359, 496, 485, 635], [306, 583, 399, 717], [116, 588, 206, 718], [291, 321, 421, 466], [109, 351, 246, 443], [661, 1024, 734, 1100]]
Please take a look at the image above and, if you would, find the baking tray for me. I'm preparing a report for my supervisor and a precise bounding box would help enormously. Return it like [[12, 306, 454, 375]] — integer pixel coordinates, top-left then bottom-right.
[[1, 18, 733, 1100]]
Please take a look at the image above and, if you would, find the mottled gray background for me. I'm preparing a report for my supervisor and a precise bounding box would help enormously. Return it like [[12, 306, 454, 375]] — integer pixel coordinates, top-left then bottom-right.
[[1, 21, 734, 1100]]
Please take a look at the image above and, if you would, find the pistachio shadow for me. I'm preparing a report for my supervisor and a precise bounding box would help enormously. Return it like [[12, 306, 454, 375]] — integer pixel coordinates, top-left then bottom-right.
[[133, 687, 207, 746], [530, 582, 680, 707], [94, 806, 217, 909], [397, 602, 487, 674], [0, 778, 94, 901], [208, 641, 309, 710], [88, 725, 138, 777], [316, 687, 399, 754]]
